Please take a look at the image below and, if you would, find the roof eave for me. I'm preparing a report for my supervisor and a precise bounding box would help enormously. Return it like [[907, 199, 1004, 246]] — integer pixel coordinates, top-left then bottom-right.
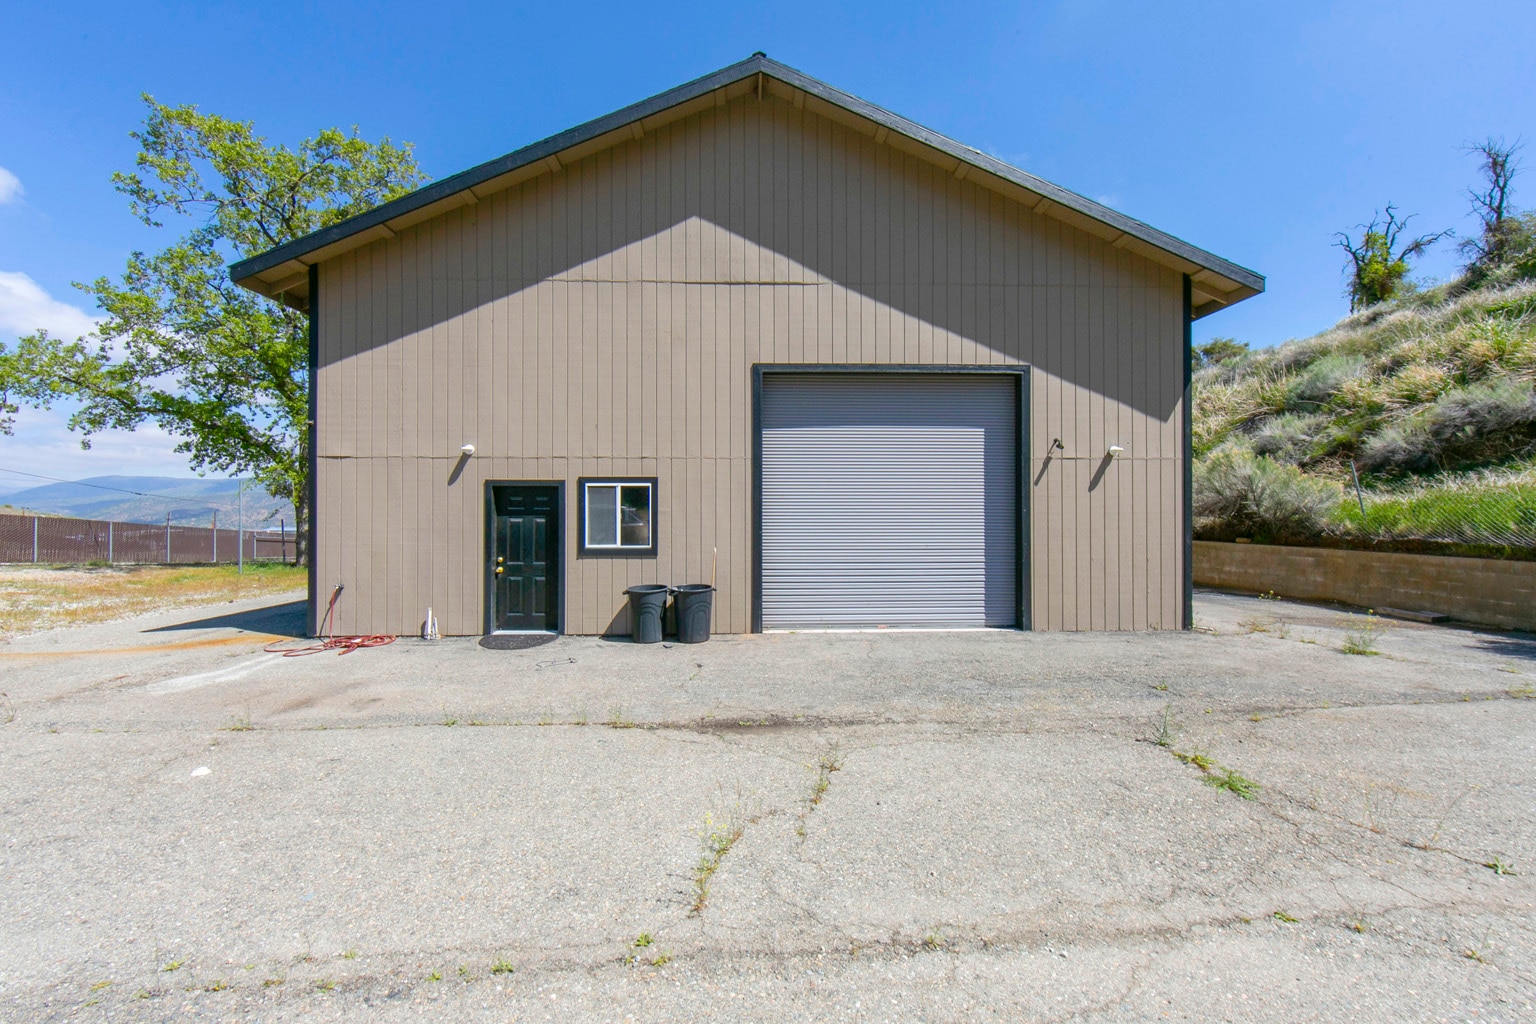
[[231, 55, 1263, 314]]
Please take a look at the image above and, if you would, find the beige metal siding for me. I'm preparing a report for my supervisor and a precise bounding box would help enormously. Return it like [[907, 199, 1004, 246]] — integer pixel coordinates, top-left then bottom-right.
[[314, 90, 1186, 636]]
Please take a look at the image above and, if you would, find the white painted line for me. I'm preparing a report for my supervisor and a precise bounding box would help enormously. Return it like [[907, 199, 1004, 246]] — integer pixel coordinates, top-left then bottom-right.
[[141, 652, 284, 695]]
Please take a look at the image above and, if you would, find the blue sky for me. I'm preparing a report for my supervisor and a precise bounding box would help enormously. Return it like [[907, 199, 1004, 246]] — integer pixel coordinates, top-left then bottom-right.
[[2, 0, 1533, 481]]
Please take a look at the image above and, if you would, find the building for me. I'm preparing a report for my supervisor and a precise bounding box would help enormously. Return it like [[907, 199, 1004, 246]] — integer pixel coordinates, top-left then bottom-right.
[[231, 54, 1263, 637]]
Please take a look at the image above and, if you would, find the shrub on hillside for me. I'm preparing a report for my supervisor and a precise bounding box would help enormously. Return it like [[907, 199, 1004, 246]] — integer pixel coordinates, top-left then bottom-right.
[[1193, 449, 1341, 541], [1359, 381, 1536, 473], [1250, 413, 1328, 464]]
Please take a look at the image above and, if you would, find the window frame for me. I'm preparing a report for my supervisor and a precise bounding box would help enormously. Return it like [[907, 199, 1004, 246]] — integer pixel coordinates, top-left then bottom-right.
[[577, 477, 659, 557]]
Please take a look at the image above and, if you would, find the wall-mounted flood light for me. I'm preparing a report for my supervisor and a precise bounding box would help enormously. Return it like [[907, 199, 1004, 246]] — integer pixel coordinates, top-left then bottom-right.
[[1107, 445, 1125, 458], [459, 444, 476, 455]]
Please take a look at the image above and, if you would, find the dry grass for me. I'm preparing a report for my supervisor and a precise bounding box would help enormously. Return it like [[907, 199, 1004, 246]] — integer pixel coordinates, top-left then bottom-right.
[[0, 563, 306, 639]]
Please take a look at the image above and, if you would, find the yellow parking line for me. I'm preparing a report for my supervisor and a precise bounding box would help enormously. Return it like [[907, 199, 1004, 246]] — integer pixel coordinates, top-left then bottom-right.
[[0, 634, 288, 658]]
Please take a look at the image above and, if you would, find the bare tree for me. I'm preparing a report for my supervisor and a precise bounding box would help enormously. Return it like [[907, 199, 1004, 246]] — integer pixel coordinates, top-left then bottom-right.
[[1459, 137, 1522, 270], [1335, 205, 1451, 311]]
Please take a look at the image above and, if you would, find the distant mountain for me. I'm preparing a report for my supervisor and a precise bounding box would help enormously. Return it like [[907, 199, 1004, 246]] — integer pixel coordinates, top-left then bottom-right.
[[0, 476, 296, 528]]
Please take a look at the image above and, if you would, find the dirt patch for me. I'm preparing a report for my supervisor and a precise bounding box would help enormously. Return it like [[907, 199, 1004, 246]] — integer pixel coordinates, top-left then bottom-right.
[[0, 563, 306, 639]]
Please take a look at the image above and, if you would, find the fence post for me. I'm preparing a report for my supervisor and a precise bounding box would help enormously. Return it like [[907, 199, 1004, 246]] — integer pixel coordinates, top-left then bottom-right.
[[212, 511, 218, 563], [165, 513, 171, 564], [32, 515, 39, 563], [108, 521, 114, 564]]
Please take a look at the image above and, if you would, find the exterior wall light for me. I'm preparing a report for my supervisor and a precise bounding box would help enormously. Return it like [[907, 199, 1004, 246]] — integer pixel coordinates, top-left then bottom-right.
[[459, 444, 476, 455], [1107, 445, 1125, 457]]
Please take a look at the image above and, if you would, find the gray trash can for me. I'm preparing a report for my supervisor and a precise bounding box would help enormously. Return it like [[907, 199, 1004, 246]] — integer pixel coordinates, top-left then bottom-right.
[[624, 585, 670, 644], [672, 584, 715, 644]]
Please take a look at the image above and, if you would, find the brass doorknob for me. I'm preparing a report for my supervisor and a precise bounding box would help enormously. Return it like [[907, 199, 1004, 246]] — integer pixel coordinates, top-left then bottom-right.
[[495, 566, 504, 575]]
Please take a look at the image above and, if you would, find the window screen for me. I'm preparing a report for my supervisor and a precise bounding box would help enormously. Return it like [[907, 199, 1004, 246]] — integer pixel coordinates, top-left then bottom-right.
[[579, 479, 657, 555]]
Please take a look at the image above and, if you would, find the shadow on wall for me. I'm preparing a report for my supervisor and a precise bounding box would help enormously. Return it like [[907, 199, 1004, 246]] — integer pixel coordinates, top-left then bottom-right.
[[321, 94, 1183, 421]]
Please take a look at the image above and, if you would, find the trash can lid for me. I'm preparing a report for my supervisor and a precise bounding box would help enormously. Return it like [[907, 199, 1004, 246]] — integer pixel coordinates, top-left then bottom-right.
[[672, 584, 715, 594], [624, 584, 670, 594]]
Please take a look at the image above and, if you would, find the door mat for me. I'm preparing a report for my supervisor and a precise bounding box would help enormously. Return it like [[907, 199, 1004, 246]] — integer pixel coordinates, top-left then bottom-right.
[[478, 633, 559, 651]]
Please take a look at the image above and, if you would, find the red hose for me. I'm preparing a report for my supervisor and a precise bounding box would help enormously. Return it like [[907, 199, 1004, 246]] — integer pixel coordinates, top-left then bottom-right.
[[263, 583, 397, 656]]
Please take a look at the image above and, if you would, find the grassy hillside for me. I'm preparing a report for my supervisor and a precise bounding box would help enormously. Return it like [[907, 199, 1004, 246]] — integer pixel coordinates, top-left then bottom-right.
[[1193, 279, 1536, 552]]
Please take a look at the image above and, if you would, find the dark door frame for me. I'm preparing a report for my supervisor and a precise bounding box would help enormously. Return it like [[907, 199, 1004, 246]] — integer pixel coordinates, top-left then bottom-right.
[[484, 480, 566, 635], [750, 364, 1031, 633]]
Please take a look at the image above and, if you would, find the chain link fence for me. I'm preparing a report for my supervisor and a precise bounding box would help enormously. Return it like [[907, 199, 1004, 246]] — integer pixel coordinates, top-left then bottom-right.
[[0, 513, 294, 565], [1331, 480, 1536, 550]]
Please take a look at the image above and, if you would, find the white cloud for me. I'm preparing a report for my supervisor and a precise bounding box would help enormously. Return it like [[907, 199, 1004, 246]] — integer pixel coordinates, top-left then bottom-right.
[[0, 405, 211, 482], [0, 165, 20, 205], [0, 270, 99, 341]]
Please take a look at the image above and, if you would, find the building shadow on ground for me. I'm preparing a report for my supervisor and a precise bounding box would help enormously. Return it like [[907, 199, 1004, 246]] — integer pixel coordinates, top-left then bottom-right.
[[1467, 629, 1536, 662], [144, 600, 307, 638]]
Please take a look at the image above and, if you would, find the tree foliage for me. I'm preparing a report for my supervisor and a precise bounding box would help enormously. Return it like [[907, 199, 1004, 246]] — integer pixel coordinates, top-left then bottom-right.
[[1334, 205, 1450, 311], [1460, 137, 1521, 269], [0, 98, 424, 564], [1194, 337, 1250, 369]]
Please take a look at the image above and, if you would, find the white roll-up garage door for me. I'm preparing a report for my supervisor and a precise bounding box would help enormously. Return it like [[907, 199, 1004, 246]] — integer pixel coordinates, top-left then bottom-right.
[[761, 373, 1019, 629]]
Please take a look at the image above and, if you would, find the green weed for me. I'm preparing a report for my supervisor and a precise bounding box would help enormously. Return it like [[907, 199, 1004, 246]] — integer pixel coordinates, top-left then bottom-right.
[[633, 933, 653, 948], [1273, 911, 1298, 924], [490, 959, 516, 975], [1204, 768, 1261, 800], [1483, 857, 1518, 876], [691, 809, 745, 915], [1340, 611, 1384, 655]]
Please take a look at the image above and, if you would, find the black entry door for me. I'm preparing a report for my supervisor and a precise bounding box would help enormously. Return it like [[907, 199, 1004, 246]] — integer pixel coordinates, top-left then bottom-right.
[[489, 485, 559, 632]]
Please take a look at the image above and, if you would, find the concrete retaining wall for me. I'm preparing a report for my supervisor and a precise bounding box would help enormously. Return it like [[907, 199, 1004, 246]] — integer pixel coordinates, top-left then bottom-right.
[[1193, 540, 1536, 632]]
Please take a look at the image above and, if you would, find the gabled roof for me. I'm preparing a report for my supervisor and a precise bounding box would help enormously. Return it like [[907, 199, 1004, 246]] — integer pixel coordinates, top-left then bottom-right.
[[231, 54, 1263, 319]]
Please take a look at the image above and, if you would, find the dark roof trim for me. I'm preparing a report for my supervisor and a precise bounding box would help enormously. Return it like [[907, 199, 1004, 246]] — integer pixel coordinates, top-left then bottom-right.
[[231, 54, 1264, 299]]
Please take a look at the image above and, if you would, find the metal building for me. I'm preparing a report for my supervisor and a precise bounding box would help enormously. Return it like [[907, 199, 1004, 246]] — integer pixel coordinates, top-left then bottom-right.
[[231, 54, 1262, 637]]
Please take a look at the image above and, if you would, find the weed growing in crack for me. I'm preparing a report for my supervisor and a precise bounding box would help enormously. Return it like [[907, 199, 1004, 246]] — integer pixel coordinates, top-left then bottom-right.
[[223, 710, 254, 732], [1347, 917, 1369, 933], [1483, 857, 1517, 876], [649, 951, 673, 966], [633, 933, 653, 948], [1340, 611, 1384, 655], [490, 959, 515, 975], [1204, 767, 1261, 801], [690, 809, 745, 915], [607, 707, 636, 729], [537, 709, 555, 727], [2, 691, 16, 724], [1273, 911, 1298, 924], [160, 959, 185, 973], [1168, 748, 1260, 800], [924, 932, 945, 951], [1153, 705, 1176, 747], [426, 970, 442, 982], [262, 977, 284, 988], [315, 979, 336, 992], [808, 747, 843, 806], [572, 709, 589, 726], [440, 717, 458, 728]]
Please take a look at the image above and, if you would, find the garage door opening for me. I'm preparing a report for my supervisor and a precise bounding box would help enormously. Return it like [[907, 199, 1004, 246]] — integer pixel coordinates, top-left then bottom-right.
[[756, 370, 1024, 630]]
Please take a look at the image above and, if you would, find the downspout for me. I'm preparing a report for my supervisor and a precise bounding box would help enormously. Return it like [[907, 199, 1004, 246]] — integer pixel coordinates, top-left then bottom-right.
[[307, 263, 320, 638], [1182, 275, 1194, 631]]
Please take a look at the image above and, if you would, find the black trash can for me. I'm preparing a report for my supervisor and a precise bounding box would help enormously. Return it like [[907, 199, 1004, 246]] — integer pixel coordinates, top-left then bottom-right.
[[624, 585, 670, 644], [672, 584, 715, 644]]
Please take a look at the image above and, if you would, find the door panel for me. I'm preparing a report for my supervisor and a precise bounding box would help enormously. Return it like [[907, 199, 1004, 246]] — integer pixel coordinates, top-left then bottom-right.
[[489, 485, 560, 632]]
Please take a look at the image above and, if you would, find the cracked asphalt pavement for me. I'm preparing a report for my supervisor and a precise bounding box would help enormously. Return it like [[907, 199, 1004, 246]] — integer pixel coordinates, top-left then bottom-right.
[[1, 589, 1534, 1021]]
